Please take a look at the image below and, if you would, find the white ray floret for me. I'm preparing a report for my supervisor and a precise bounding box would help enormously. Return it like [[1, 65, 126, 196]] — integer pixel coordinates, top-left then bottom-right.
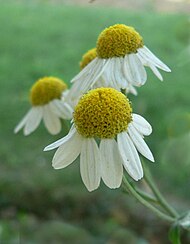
[[68, 24, 171, 105], [14, 98, 73, 136], [69, 45, 170, 105], [44, 113, 154, 191]]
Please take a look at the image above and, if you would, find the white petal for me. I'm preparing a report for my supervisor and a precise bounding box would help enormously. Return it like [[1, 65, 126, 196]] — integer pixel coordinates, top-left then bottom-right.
[[128, 124, 154, 162], [71, 57, 98, 83], [136, 52, 147, 65], [14, 108, 33, 134], [24, 107, 43, 136], [50, 100, 73, 119], [113, 58, 128, 90], [92, 76, 105, 88], [90, 58, 110, 88], [127, 85, 138, 96], [118, 132, 143, 181], [68, 59, 110, 107], [71, 58, 109, 88], [132, 114, 152, 136], [44, 126, 76, 151], [149, 64, 163, 81], [101, 63, 113, 87], [138, 46, 171, 72], [67, 81, 89, 107], [80, 138, 101, 192], [52, 130, 82, 169], [43, 104, 61, 135], [61, 89, 69, 98], [100, 139, 123, 189], [118, 57, 129, 89], [109, 58, 119, 89], [124, 54, 147, 86]]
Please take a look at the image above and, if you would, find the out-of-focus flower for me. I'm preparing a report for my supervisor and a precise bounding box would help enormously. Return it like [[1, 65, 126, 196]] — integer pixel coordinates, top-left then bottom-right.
[[44, 88, 154, 191], [14, 76, 73, 135]]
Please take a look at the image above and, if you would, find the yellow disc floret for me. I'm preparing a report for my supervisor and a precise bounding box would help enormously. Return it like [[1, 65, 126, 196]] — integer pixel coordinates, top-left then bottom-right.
[[74, 88, 132, 139], [80, 48, 97, 70], [97, 24, 143, 58], [30, 77, 67, 106]]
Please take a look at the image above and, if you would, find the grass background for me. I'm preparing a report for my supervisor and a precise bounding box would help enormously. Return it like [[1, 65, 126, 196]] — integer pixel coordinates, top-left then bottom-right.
[[0, 0, 190, 243]]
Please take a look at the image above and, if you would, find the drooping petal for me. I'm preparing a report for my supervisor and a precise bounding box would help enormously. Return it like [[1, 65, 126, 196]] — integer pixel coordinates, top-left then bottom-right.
[[80, 138, 101, 192], [127, 85, 138, 96], [132, 114, 152, 136], [70, 57, 99, 83], [124, 54, 147, 86], [90, 58, 110, 88], [118, 131, 143, 181], [149, 64, 163, 81], [24, 107, 43, 136], [68, 59, 110, 107], [61, 89, 69, 98], [138, 46, 171, 72], [52, 130, 82, 169], [49, 99, 73, 119], [128, 124, 154, 162], [14, 108, 33, 134], [118, 57, 129, 89], [109, 58, 120, 89], [100, 139, 123, 189], [44, 125, 76, 151], [61, 102, 74, 119], [43, 104, 61, 135]]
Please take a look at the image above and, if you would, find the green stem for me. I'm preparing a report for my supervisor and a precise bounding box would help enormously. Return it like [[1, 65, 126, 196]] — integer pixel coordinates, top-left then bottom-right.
[[122, 176, 176, 223], [135, 188, 159, 204], [123, 186, 158, 203], [144, 169, 179, 218]]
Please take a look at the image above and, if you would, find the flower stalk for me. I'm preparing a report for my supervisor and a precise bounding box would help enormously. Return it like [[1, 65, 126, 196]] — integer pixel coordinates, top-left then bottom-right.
[[143, 166, 179, 218], [122, 175, 176, 223]]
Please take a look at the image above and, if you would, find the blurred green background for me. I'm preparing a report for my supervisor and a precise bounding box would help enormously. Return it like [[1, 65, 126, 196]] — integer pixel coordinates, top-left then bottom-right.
[[0, 0, 190, 243]]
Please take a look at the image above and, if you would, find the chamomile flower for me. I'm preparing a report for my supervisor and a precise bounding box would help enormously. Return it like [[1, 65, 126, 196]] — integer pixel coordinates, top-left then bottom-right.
[[14, 76, 73, 136], [68, 47, 137, 107], [70, 24, 171, 100], [44, 88, 154, 192]]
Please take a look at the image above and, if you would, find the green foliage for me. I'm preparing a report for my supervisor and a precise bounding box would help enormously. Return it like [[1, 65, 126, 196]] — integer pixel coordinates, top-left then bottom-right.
[[0, 1, 189, 243]]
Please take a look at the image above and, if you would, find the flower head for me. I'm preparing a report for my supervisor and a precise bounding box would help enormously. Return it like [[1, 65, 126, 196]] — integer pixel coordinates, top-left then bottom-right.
[[69, 24, 171, 102], [14, 76, 73, 135], [44, 88, 154, 192], [30, 76, 67, 106], [74, 88, 132, 138], [97, 24, 143, 58]]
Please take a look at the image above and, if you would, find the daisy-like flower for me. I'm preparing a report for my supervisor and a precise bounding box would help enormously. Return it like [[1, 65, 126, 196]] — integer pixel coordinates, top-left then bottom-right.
[[14, 76, 73, 136], [44, 87, 154, 192], [70, 24, 171, 100], [68, 47, 137, 107]]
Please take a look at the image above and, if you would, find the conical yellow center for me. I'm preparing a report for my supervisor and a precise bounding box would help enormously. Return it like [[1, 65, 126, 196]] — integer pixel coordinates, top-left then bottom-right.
[[74, 88, 132, 139], [97, 24, 143, 59], [30, 77, 67, 106], [80, 48, 97, 70]]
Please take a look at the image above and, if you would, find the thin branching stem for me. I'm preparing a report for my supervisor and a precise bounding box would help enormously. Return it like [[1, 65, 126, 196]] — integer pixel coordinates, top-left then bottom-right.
[[144, 168, 179, 218], [122, 176, 176, 223]]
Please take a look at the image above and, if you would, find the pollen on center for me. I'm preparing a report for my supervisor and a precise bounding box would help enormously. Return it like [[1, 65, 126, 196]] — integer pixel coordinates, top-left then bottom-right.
[[30, 77, 67, 106], [96, 24, 143, 59], [73, 87, 132, 139]]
